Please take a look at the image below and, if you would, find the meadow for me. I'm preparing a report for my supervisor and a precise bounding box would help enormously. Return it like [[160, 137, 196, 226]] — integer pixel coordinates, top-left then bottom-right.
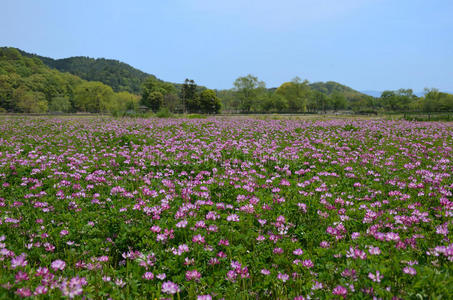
[[0, 117, 452, 299]]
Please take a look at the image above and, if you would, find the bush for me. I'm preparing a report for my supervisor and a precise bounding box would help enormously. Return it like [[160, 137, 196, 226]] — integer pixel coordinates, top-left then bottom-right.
[[156, 107, 173, 118]]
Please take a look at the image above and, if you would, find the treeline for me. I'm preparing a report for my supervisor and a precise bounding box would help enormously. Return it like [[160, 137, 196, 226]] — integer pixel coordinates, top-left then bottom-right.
[[140, 78, 221, 114], [0, 47, 221, 115], [218, 74, 453, 114], [2, 47, 452, 115]]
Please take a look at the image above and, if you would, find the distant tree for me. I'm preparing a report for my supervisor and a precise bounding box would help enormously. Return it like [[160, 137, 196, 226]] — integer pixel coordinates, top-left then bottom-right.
[[310, 90, 330, 113], [49, 96, 71, 113], [181, 79, 198, 113], [147, 91, 164, 112], [0, 74, 16, 111], [113, 91, 140, 112], [73, 81, 114, 113], [141, 76, 176, 111], [233, 74, 266, 113], [163, 93, 180, 112], [216, 89, 239, 113], [199, 89, 221, 114], [274, 77, 310, 112], [422, 88, 453, 112], [271, 94, 289, 112], [380, 90, 398, 111], [15, 88, 48, 113], [330, 92, 347, 111]]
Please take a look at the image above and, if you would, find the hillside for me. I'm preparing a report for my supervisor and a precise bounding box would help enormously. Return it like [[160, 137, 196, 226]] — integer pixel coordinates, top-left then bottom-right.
[[309, 81, 368, 100], [0, 47, 139, 113], [18, 49, 154, 94]]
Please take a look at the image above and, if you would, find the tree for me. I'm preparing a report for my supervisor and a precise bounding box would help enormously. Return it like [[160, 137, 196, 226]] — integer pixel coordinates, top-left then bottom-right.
[[15, 88, 48, 113], [163, 93, 180, 112], [141, 76, 177, 111], [49, 96, 71, 113], [330, 92, 347, 111], [181, 79, 197, 113], [73, 81, 114, 113], [233, 74, 265, 113], [271, 94, 289, 112], [147, 91, 164, 112], [274, 77, 310, 112], [310, 90, 330, 113], [113, 91, 140, 113], [199, 89, 221, 114]]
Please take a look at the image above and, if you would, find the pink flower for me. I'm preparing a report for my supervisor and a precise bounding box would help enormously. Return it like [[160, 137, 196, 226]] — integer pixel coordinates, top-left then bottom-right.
[[34, 285, 48, 296], [368, 246, 381, 255], [293, 248, 304, 255], [332, 285, 348, 297], [273, 247, 284, 254], [403, 266, 417, 276], [226, 214, 240, 222], [261, 269, 270, 275], [277, 272, 289, 282], [302, 259, 314, 268], [143, 272, 154, 280], [192, 234, 205, 244], [186, 270, 202, 281], [51, 259, 66, 271], [368, 271, 383, 282], [11, 253, 28, 269]]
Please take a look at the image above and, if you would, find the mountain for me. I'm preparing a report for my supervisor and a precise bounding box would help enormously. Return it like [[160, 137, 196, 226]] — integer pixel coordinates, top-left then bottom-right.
[[309, 81, 369, 100], [18, 49, 154, 94]]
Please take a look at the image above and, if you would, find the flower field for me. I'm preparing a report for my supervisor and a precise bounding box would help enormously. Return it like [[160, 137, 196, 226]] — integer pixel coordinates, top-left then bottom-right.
[[0, 117, 452, 299]]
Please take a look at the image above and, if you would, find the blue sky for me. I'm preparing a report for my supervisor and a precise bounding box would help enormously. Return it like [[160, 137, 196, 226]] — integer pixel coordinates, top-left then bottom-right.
[[1, 0, 452, 91]]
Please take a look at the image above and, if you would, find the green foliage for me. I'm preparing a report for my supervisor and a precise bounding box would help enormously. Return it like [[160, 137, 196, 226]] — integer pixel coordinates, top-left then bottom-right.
[[422, 88, 453, 112], [73, 81, 115, 113], [275, 77, 310, 112], [155, 107, 173, 118], [199, 89, 221, 114], [309, 81, 366, 101], [181, 79, 199, 113], [141, 76, 178, 112], [233, 74, 266, 113], [330, 92, 347, 111], [309, 90, 331, 113], [19, 50, 152, 94], [15, 89, 48, 113], [49, 96, 71, 113]]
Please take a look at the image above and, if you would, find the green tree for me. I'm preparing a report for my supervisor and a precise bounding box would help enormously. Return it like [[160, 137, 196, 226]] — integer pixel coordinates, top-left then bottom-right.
[[274, 77, 310, 112], [49, 96, 71, 113], [15, 88, 48, 113], [199, 89, 221, 114], [147, 91, 164, 112], [141, 76, 177, 111], [271, 94, 289, 112], [113, 91, 140, 113], [74, 81, 114, 113], [310, 90, 330, 113], [181, 79, 198, 113], [233, 74, 266, 113], [330, 92, 347, 111]]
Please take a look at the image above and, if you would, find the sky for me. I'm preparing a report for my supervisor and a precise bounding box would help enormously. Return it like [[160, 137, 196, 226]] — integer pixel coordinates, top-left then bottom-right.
[[1, 0, 453, 92]]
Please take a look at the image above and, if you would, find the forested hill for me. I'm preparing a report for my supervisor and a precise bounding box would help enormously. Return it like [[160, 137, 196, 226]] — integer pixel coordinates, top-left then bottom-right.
[[309, 81, 367, 101], [0, 47, 140, 113], [18, 49, 154, 94]]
